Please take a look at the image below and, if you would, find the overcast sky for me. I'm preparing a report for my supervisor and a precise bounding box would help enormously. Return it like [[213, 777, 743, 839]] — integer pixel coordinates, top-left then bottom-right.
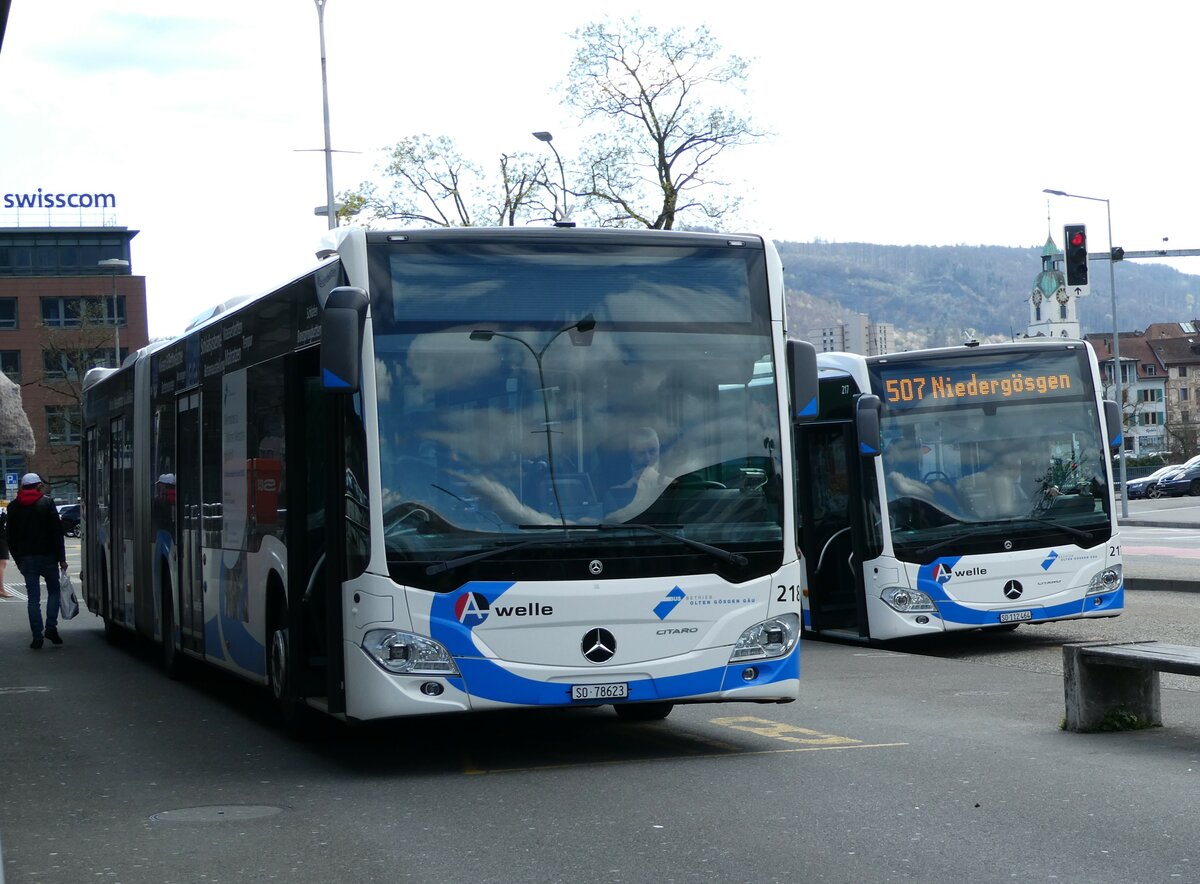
[[2, 0, 1198, 338]]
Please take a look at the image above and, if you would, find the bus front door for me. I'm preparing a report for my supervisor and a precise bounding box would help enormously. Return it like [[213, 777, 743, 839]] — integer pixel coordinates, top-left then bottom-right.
[[797, 422, 871, 638]]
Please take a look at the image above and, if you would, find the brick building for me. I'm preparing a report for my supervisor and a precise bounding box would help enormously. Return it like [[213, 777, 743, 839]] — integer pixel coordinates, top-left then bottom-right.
[[0, 226, 149, 501]]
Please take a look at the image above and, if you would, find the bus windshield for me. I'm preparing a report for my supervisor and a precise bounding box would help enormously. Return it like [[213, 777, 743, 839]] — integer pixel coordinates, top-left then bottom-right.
[[366, 236, 783, 584], [869, 347, 1112, 559]]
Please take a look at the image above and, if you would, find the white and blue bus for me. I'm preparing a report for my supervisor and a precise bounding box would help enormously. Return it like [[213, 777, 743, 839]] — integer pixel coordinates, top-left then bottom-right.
[[81, 226, 818, 725], [794, 340, 1124, 641]]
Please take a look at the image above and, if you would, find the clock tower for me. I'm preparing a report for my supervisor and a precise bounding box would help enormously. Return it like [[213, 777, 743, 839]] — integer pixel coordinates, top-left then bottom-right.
[[1025, 233, 1080, 339]]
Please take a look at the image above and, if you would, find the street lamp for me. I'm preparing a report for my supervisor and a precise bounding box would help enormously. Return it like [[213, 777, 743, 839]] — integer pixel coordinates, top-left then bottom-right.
[[470, 316, 595, 524], [532, 131, 569, 222], [97, 258, 129, 367], [315, 0, 336, 230], [1042, 188, 1127, 517]]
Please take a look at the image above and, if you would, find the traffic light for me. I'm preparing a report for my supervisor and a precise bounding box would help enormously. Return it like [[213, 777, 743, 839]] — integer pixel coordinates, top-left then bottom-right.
[[1064, 224, 1088, 287]]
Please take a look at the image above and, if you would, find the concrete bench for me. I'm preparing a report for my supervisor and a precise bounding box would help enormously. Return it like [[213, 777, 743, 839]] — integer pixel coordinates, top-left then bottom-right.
[[1063, 641, 1200, 732]]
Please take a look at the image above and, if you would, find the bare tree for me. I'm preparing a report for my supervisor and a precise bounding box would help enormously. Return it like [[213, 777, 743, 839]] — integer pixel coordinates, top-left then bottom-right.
[[563, 20, 759, 229], [340, 136, 549, 228], [33, 299, 118, 479]]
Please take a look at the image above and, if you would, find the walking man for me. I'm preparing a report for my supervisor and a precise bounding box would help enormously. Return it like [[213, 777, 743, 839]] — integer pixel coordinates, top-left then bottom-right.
[[7, 473, 67, 649]]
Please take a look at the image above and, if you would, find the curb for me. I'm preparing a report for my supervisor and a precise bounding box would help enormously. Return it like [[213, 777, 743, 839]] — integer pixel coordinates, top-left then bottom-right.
[[1126, 577, 1200, 593]]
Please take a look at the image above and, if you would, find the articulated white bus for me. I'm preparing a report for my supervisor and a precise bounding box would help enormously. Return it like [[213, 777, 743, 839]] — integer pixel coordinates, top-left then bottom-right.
[[795, 340, 1124, 641], [81, 226, 818, 726]]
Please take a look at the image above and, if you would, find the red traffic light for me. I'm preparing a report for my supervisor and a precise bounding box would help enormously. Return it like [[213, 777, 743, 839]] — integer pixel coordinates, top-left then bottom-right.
[[1064, 224, 1088, 286]]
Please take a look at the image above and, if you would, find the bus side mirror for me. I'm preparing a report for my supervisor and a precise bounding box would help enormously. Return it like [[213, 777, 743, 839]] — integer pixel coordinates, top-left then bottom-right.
[[320, 286, 368, 394], [856, 394, 882, 458], [1103, 399, 1122, 449], [787, 339, 818, 422]]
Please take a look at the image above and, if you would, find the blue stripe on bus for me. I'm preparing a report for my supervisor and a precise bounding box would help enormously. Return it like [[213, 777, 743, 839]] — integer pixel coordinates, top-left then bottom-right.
[[428, 581, 797, 706], [916, 558, 1122, 626]]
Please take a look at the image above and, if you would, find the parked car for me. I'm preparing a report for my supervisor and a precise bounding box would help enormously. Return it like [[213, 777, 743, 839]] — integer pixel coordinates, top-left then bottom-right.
[[1124, 465, 1180, 500], [1156, 462, 1200, 497], [57, 503, 81, 537]]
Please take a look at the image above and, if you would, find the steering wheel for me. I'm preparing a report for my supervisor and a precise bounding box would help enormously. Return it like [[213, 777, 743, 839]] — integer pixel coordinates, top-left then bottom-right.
[[922, 471, 952, 483]]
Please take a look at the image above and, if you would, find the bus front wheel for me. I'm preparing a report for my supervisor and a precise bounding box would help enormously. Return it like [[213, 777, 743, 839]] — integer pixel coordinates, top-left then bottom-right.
[[269, 606, 305, 733]]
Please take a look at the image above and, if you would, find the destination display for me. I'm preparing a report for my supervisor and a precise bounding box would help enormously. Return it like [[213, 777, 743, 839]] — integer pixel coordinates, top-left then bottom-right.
[[872, 350, 1090, 411]]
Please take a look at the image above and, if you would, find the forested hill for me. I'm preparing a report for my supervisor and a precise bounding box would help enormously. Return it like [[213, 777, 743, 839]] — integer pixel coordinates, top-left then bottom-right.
[[775, 241, 1200, 349]]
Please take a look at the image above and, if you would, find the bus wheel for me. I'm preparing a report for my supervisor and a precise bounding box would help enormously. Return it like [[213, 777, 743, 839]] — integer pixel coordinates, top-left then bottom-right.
[[614, 702, 674, 721], [269, 607, 304, 733]]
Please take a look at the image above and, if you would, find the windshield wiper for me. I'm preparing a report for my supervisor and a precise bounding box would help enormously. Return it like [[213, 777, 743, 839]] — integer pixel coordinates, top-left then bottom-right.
[[907, 514, 1095, 560], [907, 533, 964, 560], [435, 522, 750, 573], [595, 522, 749, 567], [425, 532, 573, 576], [1012, 514, 1094, 541]]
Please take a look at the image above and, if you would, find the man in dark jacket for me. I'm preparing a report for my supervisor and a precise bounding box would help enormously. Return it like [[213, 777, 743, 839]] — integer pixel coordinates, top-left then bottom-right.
[[7, 473, 67, 649]]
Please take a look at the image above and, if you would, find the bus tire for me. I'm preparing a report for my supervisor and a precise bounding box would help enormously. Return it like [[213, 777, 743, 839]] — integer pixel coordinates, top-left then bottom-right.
[[268, 602, 305, 735], [614, 702, 674, 721]]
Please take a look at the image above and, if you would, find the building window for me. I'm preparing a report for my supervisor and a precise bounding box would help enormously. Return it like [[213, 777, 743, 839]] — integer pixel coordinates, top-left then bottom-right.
[[0, 350, 19, 382], [1182, 388, 1190, 402], [1181, 366, 1189, 378], [1145, 364, 1157, 376], [41, 347, 120, 380], [45, 405, 82, 445], [40, 296, 123, 328], [1059, 304, 1068, 320], [1140, 412, 1161, 426], [0, 298, 16, 329]]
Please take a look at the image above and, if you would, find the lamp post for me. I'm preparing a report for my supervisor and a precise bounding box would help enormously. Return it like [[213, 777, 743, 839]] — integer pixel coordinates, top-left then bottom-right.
[[97, 258, 129, 367], [315, 0, 336, 230], [532, 131, 568, 222], [470, 316, 595, 524], [1042, 188, 1127, 517]]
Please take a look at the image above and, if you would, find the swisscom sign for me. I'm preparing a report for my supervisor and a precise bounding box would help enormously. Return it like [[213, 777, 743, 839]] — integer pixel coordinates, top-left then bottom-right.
[[3, 188, 117, 209]]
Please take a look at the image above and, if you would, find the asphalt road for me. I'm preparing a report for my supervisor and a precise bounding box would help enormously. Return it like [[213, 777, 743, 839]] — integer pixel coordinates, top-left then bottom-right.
[[2, 525, 1199, 883], [4, 603, 1200, 884]]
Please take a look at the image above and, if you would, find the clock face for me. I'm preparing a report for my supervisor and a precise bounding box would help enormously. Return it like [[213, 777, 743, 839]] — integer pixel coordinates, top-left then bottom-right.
[[1056, 287, 1070, 305], [1031, 290, 1043, 305]]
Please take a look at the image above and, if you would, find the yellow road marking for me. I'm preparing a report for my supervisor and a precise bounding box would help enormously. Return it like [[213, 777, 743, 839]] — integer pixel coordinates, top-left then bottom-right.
[[710, 715, 861, 746]]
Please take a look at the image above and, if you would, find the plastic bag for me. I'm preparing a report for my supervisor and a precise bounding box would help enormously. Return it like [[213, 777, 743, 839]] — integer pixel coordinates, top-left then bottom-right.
[[59, 571, 80, 621]]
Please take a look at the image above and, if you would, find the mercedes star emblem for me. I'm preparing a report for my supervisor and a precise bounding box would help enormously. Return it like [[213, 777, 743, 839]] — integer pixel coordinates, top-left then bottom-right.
[[1003, 579, 1024, 600], [588, 559, 603, 575], [581, 627, 616, 663]]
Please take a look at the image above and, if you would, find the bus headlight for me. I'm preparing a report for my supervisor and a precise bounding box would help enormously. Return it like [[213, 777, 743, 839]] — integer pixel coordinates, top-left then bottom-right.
[[729, 613, 799, 662], [1087, 565, 1122, 595], [881, 586, 937, 613], [362, 629, 460, 676]]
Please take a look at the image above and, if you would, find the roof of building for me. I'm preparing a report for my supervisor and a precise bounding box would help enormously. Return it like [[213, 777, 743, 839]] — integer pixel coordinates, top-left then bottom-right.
[[1149, 335, 1200, 366], [1085, 332, 1169, 379]]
